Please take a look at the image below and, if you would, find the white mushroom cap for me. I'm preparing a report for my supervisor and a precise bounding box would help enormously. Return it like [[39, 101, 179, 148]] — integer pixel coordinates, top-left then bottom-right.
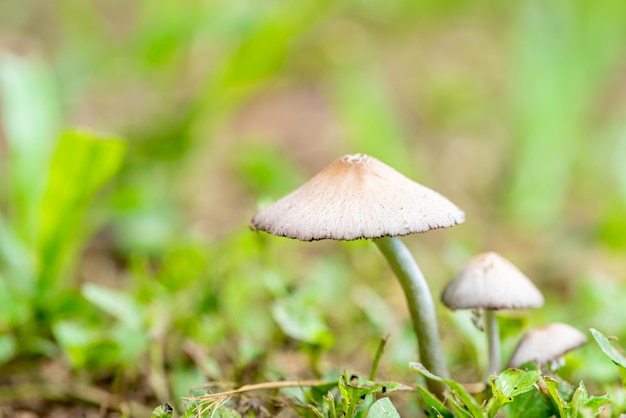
[[250, 154, 465, 241], [507, 323, 588, 368], [441, 252, 544, 310]]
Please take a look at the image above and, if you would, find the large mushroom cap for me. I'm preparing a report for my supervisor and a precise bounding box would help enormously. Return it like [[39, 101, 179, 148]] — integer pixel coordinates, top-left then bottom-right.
[[441, 252, 544, 310], [508, 323, 588, 368], [250, 153, 465, 241]]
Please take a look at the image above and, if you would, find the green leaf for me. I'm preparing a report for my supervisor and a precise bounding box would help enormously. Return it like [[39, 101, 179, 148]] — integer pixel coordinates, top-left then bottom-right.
[[0, 55, 61, 244], [151, 403, 174, 418], [485, 369, 541, 417], [82, 283, 143, 329], [571, 381, 588, 418], [410, 362, 486, 418], [0, 334, 16, 364], [590, 328, 626, 367], [416, 385, 453, 418], [366, 398, 401, 418], [584, 396, 611, 416], [0, 273, 31, 330], [539, 376, 569, 418], [505, 387, 550, 418], [494, 369, 541, 398], [323, 391, 338, 418], [37, 130, 125, 296], [571, 381, 610, 417], [338, 373, 369, 417], [271, 298, 334, 348], [52, 320, 97, 368], [590, 328, 626, 386]]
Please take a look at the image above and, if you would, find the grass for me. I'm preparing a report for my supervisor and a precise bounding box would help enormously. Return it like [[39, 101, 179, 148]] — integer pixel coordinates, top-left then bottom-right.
[[2, 0, 626, 416]]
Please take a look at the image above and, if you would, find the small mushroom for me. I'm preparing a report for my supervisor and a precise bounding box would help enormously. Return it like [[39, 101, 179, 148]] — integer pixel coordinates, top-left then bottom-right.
[[507, 322, 587, 369], [441, 252, 543, 378], [251, 153, 464, 397]]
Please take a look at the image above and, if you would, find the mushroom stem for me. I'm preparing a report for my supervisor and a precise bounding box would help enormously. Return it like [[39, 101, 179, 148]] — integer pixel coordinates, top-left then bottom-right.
[[484, 309, 500, 378], [373, 236, 448, 398]]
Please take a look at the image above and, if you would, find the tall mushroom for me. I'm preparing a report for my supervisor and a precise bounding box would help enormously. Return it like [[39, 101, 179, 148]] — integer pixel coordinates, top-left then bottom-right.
[[250, 153, 464, 397], [441, 252, 544, 379], [507, 323, 587, 369]]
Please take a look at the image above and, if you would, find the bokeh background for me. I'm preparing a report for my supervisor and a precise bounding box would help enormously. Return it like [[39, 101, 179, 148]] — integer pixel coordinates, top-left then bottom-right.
[[2, 0, 626, 415]]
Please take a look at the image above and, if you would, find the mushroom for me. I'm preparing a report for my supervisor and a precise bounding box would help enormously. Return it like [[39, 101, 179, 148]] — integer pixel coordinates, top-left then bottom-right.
[[251, 153, 464, 397], [441, 252, 544, 378], [507, 323, 587, 369]]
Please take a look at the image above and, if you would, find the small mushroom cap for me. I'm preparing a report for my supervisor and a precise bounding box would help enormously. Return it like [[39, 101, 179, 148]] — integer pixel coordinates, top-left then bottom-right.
[[250, 153, 465, 241], [441, 252, 544, 310], [507, 323, 588, 368]]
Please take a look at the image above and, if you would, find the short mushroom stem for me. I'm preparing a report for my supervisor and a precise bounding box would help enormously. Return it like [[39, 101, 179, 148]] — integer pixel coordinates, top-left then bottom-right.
[[484, 309, 500, 379], [373, 236, 448, 398]]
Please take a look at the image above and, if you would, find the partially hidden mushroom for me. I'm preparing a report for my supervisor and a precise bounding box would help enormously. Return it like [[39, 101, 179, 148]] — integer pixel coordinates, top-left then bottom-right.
[[507, 322, 587, 369], [441, 251, 544, 379], [251, 153, 464, 397]]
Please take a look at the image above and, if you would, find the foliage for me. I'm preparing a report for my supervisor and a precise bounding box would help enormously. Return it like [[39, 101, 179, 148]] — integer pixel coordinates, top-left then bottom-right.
[[2, 0, 626, 416], [411, 363, 611, 418]]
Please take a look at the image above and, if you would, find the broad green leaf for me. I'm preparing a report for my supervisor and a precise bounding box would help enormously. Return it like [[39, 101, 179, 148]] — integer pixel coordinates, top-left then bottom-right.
[[38, 130, 125, 295], [410, 362, 486, 418], [590, 328, 626, 386], [366, 398, 401, 418], [416, 385, 453, 418], [271, 299, 334, 348], [82, 283, 143, 329], [494, 369, 541, 397], [485, 369, 541, 417], [505, 387, 550, 418], [0, 55, 61, 244]]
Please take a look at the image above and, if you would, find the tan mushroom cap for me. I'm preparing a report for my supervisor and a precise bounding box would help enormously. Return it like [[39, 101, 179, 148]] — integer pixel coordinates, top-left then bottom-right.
[[250, 154, 465, 241], [441, 252, 544, 310], [508, 323, 588, 368]]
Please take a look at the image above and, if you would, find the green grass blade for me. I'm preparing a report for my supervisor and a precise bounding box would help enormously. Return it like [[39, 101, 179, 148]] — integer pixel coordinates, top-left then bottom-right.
[[37, 130, 125, 297], [410, 362, 486, 418], [0, 55, 61, 244]]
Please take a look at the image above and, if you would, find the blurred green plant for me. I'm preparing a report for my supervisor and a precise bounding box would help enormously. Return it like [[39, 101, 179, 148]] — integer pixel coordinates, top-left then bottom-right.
[[0, 56, 126, 361], [505, 0, 626, 229], [412, 362, 610, 418], [2, 0, 626, 416]]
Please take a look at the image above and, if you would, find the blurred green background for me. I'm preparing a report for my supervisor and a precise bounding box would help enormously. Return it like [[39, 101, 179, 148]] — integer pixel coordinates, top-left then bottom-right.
[[1, 0, 626, 415]]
